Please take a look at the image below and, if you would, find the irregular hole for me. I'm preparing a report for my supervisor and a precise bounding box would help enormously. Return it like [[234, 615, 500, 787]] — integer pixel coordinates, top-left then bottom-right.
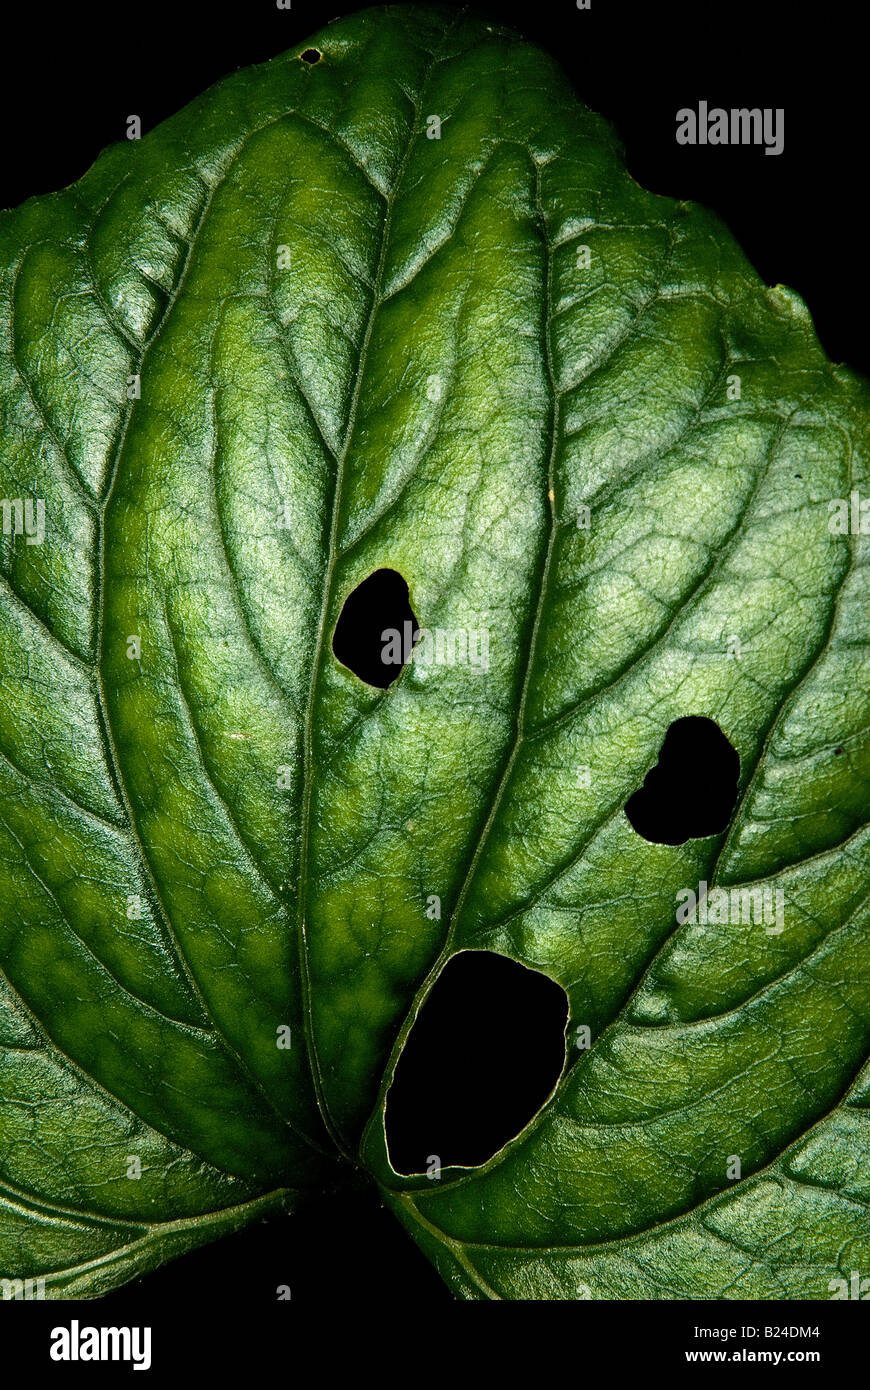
[[385, 951, 568, 1175], [300, 47, 322, 63], [332, 568, 418, 689], [625, 715, 740, 845]]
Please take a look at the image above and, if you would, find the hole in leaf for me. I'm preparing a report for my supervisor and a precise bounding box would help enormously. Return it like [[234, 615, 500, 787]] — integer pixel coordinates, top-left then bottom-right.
[[332, 567, 419, 689], [385, 951, 568, 1175], [300, 48, 322, 63], [625, 715, 739, 845]]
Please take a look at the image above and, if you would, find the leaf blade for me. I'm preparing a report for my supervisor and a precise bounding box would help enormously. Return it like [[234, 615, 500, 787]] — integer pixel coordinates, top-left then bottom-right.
[[0, 4, 867, 1299]]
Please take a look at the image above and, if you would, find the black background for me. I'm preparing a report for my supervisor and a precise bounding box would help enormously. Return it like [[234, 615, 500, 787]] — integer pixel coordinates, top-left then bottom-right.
[[1, 0, 866, 1362], [3, 0, 865, 373]]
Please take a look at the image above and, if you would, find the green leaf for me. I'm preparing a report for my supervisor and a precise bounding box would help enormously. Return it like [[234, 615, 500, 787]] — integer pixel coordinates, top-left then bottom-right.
[[1, 3, 868, 1300]]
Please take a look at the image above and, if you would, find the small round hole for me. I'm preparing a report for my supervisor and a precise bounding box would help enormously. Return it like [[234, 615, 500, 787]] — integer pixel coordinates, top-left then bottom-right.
[[332, 568, 419, 689], [300, 48, 322, 64], [624, 716, 740, 845]]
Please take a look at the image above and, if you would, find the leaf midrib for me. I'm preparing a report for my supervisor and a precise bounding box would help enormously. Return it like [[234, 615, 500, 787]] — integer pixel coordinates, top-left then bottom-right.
[[294, 16, 463, 1163]]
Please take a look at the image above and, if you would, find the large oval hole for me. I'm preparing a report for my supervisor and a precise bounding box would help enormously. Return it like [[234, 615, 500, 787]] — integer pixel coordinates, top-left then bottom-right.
[[385, 951, 568, 1175], [624, 715, 740, 845], [332, 568, 418, 689]]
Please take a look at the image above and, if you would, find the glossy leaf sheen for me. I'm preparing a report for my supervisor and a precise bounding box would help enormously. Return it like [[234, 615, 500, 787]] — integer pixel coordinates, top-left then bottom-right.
[[0, 5, 868, 1299]]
